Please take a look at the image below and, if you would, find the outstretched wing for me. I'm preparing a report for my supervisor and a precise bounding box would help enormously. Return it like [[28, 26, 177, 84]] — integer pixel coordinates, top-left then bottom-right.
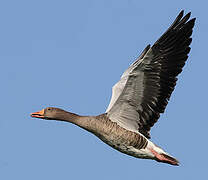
[[106, 10, 195, 138]]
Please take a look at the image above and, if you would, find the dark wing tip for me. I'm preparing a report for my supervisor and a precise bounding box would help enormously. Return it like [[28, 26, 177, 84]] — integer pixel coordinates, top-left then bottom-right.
[[154, 10, 195, 46], [138, 11, 196, 138], [182, 12, 191, 22], [179, 10, 184, 17], [191, 17, 196, 23], [186, 11, 191, 18]]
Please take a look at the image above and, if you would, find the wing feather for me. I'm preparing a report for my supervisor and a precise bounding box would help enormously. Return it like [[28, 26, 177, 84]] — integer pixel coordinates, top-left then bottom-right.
[[106, 10, 196, 138]]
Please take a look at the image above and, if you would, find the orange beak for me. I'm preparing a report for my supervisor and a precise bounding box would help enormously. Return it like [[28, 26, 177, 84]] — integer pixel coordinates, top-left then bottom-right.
[[30, 109, 45, 119]]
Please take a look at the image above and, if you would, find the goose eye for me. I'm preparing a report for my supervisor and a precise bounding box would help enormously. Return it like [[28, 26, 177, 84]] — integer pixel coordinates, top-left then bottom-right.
[[48, 108, 51, 111]]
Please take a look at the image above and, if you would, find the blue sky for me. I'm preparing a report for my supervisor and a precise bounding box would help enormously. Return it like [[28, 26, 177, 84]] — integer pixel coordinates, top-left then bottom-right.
[[1, 0, 207, 179]]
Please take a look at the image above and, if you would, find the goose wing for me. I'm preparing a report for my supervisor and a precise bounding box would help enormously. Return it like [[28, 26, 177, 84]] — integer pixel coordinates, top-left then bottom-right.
[[106, 10, 195, 138]]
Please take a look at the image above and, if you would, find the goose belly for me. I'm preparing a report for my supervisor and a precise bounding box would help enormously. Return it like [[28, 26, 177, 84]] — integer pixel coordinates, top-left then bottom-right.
[[97, 133, 154, 159]]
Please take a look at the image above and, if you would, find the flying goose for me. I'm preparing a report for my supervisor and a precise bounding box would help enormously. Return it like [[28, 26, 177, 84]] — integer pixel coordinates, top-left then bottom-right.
[[31, 10, 195, 166]]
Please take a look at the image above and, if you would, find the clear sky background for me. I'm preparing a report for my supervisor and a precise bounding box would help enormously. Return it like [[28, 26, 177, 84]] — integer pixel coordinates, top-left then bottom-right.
[[0, 0, 207, 179]]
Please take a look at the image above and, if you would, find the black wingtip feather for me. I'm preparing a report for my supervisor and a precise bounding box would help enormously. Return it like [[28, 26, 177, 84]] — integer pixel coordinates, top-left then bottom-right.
[[175, 12, 191, 29], [178, 10, 184, 19], [167, 10, 184, 30], [138, 11, 196, 138]]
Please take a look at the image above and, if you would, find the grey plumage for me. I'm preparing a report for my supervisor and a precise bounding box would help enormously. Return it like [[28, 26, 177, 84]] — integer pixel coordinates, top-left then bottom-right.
[[106, 10, 195, 138]]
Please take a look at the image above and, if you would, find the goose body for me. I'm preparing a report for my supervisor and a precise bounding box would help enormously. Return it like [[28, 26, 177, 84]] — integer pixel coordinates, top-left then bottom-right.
[[31, 10, 195, 166]]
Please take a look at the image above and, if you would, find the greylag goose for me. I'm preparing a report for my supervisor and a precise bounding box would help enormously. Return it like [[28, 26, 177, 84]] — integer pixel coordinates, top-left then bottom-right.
[[31, 10, 195, 166]]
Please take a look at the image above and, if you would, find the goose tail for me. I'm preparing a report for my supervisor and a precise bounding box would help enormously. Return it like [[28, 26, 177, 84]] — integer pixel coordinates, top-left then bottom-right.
[[149, 147, 179, 166]]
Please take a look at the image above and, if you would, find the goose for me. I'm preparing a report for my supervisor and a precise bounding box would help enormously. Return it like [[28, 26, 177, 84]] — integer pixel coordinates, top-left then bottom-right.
[[31, 10, 195, 166]]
